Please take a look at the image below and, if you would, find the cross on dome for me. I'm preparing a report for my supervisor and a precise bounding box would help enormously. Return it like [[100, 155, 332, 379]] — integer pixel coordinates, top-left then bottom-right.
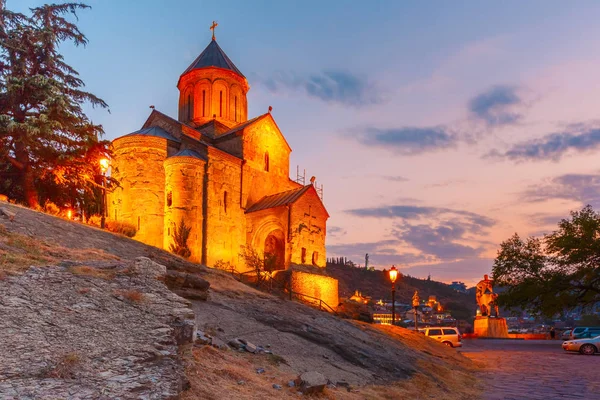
[[210, 21, 218, 40]]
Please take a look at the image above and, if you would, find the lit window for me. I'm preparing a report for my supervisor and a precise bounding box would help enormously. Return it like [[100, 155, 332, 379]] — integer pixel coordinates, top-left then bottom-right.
[[234, 96, 238, 122], [219, 90, 223, 117], [264, 152, 269, 172], [187, 94, 192, 120], [312, 251, 319, 266], [301, 248, 306, 264], [202, 90, 206, 117], [167, 191, 172, 207]]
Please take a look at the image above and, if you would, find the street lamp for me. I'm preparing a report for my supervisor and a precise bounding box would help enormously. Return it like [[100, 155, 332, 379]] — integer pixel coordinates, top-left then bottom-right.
[[99, 158, 109, 229], [412, 290, 420, 331], [388, 265, 398, 325]]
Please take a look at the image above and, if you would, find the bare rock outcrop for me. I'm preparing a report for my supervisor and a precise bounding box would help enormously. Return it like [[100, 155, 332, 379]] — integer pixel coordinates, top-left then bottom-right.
[[0, 257, 195, 399]]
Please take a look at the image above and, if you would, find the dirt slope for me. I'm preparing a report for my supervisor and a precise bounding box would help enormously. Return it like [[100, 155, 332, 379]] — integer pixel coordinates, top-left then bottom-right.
[[0, 201, 481, 399]]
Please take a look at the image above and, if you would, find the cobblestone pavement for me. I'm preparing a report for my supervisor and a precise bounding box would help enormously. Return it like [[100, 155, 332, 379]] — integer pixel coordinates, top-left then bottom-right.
[[460, 339, 600, 400]]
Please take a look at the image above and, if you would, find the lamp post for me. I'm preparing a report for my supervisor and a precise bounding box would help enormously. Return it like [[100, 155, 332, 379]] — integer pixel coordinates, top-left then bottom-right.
[[412, 290, 420, 331], [99, 158, 109, 229], [388, 265, 398, 325]]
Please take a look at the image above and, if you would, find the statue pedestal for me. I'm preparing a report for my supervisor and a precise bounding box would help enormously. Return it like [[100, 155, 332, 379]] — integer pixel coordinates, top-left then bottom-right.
[[474, 316, 509, 338]]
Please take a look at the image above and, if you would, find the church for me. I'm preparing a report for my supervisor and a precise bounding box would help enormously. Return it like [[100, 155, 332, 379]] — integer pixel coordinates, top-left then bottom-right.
[[107, 25, 329, 273]]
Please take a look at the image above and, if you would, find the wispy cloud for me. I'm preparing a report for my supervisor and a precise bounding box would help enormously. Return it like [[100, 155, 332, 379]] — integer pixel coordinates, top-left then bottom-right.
[[345, 205, 495, 228], [327, 226, 347, 238], [257, 69, 382, 107], [392, 221, 485, 261], [382, 175, 409, 182], [488, 125, 600, 162], [350, 126, 457, 155], [522, 173, 600, 207], [469, 85, 523, 126], [340, 204, 495, 263]]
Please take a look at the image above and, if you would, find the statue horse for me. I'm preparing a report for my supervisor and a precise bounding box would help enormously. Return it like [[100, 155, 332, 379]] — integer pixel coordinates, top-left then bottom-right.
[[478, 293, 499, 317]]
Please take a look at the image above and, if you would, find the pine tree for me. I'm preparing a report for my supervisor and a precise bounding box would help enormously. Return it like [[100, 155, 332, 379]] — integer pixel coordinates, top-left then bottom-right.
[[0, 3, 109, 208]]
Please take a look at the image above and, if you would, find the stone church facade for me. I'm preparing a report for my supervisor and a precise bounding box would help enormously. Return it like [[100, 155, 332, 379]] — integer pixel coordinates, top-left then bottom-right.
[[108, 35, 329, 273]]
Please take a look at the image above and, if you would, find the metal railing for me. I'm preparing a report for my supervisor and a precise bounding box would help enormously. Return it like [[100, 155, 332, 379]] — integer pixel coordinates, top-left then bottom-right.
[[229, 268, 337, 314]]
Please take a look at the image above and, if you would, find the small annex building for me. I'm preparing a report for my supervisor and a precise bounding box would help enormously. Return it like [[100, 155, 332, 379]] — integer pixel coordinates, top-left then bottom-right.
[[107, 30, 329, 276]]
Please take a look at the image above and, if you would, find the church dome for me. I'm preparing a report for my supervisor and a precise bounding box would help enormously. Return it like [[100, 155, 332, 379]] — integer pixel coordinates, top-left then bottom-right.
[[181, 39, 244, 78], [177, 25, 249, 128]]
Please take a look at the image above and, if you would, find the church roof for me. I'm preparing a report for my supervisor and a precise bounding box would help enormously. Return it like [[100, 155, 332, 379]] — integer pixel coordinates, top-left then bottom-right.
[[124, 126, 180, 143], [170, 149, 207, 160], [182, 39, 244, 77], [245, 185, 312, 214]]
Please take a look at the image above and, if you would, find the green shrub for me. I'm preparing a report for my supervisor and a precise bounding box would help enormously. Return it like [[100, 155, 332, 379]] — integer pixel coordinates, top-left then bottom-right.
[[106, 220, 137, 237]]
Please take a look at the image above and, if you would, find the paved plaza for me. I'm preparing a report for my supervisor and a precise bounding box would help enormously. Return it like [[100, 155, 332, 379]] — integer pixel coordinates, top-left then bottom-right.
[[460, 339, 600, 400]]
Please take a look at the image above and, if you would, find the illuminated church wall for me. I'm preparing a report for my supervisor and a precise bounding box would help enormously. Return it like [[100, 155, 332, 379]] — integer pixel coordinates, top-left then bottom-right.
[[108, 136, 168, 248]]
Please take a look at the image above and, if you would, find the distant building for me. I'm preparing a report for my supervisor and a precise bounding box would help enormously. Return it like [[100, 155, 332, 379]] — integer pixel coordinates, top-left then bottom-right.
[[450, 281, 467, 293]]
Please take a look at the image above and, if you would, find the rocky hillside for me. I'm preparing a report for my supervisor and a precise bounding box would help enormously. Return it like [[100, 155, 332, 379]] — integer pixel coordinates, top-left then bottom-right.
[[0, 201, 481, 399]]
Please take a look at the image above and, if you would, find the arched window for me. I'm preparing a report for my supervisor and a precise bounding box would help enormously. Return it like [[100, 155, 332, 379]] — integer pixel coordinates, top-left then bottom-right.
[[312, 251, 319, 266], [219, 91, 223, 117], [223, 191, 228, 214], [264, 152, 269, 172], [234, 96, 238, 122], [202, 90, 206, 117], [167, 191, 172, 207], [187, 94, 192, 120], [301, 248, 307, 264]]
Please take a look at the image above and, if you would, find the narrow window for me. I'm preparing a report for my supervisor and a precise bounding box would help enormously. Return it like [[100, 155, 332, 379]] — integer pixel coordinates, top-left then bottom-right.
[[264, 152, 269, 172], [187, 94, 192, 120], [137, 216, 140, 230], [234, 96, 238, 122], [312, 251, 319, 266], [202, 90, 206, 117], [167, 191, 172, 207], [219, 91, 223, 117], [301, 248, 307, 264], [223, 191, 228, 214], [168, 227, 170, 236]]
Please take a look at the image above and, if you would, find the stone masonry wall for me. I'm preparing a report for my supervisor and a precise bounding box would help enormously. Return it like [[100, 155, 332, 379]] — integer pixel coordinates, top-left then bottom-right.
[[164, 156, 205, 263], [289, 188, 327, 267], [204, 148, 245, 268], [290, 270, 339, 312], [241, 116, 297, 207], [109, 136, 168, 248]]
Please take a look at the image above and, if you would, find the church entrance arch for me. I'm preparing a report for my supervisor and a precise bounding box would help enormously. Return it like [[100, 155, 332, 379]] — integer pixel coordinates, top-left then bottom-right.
[[264, 229, 285, 271]]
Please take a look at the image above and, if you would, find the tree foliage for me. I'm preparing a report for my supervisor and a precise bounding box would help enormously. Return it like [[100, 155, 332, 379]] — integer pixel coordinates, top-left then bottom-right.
[[493, 205, 600, 317], [0, 2, 110, 209]]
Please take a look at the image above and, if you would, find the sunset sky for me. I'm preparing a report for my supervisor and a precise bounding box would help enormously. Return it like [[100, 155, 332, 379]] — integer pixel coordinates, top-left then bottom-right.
[[14, 1, 600, 285]]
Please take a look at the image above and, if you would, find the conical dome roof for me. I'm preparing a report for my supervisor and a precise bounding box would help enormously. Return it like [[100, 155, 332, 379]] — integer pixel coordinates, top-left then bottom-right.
[[182, 39, 244, 77]]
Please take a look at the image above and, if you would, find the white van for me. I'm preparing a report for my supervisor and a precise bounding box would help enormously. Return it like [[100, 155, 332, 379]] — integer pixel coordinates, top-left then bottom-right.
[[419, 327, 463, 348]]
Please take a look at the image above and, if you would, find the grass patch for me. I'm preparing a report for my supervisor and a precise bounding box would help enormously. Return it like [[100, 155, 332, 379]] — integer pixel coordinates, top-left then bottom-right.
[[115, 289, 145, 303], [43, 352, 81, 379], [266, 353, 288, 366], [69, 265, 115, 280]]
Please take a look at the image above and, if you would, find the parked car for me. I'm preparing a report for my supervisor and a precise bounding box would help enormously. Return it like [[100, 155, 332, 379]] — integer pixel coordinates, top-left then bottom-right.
[[561, 330, 572, 340], [419, 327, 462, 348], [562, 335, 600, 355], [570, 327, 600, 340]]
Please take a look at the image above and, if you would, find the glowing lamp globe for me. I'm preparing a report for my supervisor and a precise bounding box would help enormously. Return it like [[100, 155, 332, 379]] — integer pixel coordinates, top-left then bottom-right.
[[389, 266, 398, 283], [99, 158, 109, 173]]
